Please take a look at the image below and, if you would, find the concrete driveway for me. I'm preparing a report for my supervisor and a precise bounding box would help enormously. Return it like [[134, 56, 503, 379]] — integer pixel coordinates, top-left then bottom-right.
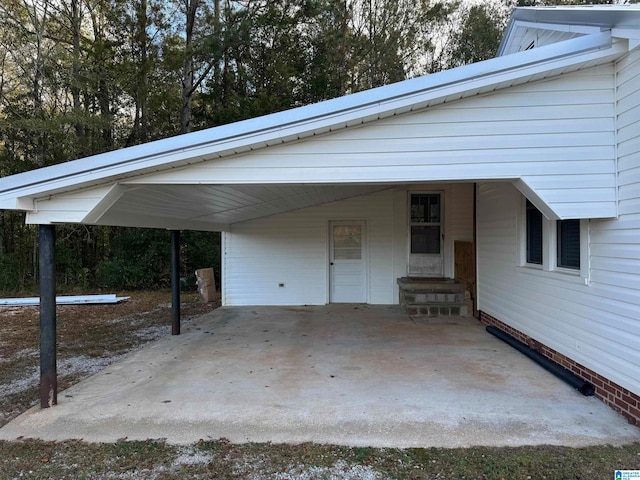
[[1, 305, 639, 447]]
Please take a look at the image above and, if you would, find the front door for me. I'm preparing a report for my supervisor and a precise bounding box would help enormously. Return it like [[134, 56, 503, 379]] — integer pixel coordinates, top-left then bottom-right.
[[329, 220, 367, 303], [408, 193, 443, 277]]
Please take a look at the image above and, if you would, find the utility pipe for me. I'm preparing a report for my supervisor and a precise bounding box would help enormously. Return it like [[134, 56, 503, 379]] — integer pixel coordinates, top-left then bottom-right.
[[486, 325, 595, 396]]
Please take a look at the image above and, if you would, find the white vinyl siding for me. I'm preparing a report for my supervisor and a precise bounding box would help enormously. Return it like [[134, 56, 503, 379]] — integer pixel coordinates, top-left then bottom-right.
[[478, 182, 640, 398], [222, 184, 474, 306], [223, 189, 395, 306], [129, 66, 616, 220], [476, 48, 640, 397]]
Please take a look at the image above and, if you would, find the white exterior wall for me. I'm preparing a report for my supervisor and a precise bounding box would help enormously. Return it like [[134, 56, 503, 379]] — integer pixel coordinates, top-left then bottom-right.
[[476, 48, 640, 398], [223, 189, 395, 306], [223, 184, 474, 306], [130, 66, 616, 220]]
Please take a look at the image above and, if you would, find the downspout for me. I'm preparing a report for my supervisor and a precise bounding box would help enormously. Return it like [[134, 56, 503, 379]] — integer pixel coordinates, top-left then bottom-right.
[[473, 183, 478, 318]]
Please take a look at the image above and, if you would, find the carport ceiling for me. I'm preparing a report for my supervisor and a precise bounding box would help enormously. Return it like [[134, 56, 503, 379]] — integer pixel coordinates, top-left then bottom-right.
[[96, 183, 393, 229]]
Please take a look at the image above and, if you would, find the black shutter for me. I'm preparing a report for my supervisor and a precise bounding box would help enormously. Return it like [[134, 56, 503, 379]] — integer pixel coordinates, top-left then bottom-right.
[[526, 200, 543, 265], [557, 220, 580, 270]]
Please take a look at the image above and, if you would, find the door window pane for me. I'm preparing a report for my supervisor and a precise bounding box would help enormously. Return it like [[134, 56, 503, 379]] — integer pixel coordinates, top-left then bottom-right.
[[333, 225, 361, 260], [557, 219, 580, 269], [411, 226, 440, 254], [410, 194, 440, 223], [526, 200, 543, 265]]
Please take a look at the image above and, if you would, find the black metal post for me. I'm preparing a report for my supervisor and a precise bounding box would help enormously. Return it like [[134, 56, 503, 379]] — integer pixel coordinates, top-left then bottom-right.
[[39, 224, 57, 408], [171, 230, 181, 335]]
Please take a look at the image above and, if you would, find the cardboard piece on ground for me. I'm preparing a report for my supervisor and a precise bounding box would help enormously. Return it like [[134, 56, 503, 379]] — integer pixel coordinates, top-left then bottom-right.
[[195, 268, 216, 303]]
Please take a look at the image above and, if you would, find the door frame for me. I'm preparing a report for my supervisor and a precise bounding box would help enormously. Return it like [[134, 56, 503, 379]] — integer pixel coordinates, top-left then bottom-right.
[[407, 191, 445, 277], [327, 219, 368, 304]]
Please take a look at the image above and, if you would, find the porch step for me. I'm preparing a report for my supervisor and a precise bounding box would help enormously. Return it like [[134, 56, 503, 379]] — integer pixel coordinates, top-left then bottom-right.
[[405, 303, 469, 317], [396, 277, 465, 292], [397, 277, 470, 317]]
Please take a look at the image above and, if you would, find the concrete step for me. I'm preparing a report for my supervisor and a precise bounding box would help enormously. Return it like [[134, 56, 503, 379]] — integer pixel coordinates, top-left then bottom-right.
[[401, 291, 466, 305], [405, 303, 469, 317], [398, 277, 470, 317], [396, 277, 465, 293]]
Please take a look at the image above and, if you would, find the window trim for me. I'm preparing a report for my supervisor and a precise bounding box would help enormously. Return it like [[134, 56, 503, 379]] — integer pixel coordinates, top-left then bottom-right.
[[518, 196, 590, 284]]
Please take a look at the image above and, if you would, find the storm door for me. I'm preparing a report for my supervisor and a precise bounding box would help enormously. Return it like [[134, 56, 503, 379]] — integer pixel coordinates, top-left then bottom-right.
[[329, 221, 367, 303]]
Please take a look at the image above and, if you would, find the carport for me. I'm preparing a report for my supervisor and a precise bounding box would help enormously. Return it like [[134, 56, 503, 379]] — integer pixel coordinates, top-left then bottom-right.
[[0, 17, 638, 431], [1, 305, 638, 447]]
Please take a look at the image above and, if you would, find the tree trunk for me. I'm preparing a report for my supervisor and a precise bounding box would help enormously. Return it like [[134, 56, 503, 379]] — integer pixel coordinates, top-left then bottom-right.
[[71, 0, 85, 155], [181, 0, 199, 134]]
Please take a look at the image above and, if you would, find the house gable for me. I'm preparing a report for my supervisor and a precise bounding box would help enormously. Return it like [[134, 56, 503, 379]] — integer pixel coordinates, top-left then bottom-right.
[[0, 25, 629, 229], [26, 63, 618, 228]]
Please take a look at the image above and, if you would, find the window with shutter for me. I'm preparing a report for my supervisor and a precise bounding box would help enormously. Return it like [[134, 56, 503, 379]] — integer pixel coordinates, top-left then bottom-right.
[[557, 219, 580, 270], [526, 200, 543, 265]]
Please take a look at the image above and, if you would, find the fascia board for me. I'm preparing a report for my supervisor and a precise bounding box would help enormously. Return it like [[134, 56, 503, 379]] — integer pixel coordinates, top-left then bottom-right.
[[612, 28, 640, 41], [497, 16, 518, 57], [0, 31, 621, 209], [25, 209, 229, 232], [513, 20, 599, 35], [0, 197, 34, 210]]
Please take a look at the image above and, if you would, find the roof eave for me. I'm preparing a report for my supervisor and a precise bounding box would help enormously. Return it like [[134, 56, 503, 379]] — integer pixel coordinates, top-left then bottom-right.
[[0, 30, 626, 214]]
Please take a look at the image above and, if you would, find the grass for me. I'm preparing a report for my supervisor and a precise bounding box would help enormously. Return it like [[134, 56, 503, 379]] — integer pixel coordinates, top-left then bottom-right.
[[0, 440, 639, 479], [1, 292, 639, 479]]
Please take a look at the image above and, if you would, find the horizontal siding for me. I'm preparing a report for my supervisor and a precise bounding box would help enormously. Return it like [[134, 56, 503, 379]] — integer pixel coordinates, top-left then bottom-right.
[[132, 66, 617, 219], [28, 185, 114, 224], [477, 49, 640, 397], [223, 190, 397, 306], [223, 184, 475, 306], [477, 182, 640, 398]]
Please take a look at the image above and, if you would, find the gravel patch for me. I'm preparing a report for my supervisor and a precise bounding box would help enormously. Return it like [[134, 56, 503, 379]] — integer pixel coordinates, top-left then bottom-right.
[[0, 354, 126, 397], [270, 461, 384, 480], [134, 325, 171, 342], [172, 446, 213, 467]]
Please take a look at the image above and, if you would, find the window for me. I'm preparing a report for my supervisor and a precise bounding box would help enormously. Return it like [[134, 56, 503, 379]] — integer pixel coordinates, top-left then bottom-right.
[[526, 200, 543, 265], [410, 194, 441, 255], [333, 225, 362, 260], [519, 195, 588, 282], [557, 220, 580, 270]]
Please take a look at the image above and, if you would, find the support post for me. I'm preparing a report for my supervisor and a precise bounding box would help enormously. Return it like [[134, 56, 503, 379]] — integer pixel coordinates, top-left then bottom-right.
[[39, 224, 57, 408], [171, 230, 181, 335]]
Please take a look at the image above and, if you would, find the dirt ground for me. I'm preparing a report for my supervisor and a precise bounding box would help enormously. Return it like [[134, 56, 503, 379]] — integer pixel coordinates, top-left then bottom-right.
[[0, 290, 219, 428]]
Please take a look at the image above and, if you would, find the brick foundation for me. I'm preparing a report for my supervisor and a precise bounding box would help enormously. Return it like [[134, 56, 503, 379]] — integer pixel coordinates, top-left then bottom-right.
[[479, 311, 640, 426]]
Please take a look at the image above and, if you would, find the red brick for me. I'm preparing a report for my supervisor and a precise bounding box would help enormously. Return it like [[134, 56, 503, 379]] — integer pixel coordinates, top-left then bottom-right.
[[591, 377, 604, 388], [622, 393, 639, 408], [603, 383, 616, 395], [628, 405, 640, 422], [614, 397, 628, 410]]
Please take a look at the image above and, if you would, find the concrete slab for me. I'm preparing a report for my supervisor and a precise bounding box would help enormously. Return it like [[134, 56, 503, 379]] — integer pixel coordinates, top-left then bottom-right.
[[1, 305, 639, 447]]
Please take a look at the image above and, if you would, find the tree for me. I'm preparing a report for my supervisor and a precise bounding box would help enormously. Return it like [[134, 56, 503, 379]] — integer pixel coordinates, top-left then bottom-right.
[[448, 3, 508, 68]]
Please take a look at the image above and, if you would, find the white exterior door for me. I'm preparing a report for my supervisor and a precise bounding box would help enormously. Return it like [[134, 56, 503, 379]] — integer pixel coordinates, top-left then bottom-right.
[[408, 193, 444, 277], [329, 220, 367, 303]]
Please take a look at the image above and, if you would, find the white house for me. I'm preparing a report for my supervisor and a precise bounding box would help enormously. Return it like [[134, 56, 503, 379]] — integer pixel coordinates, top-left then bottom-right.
[[1, 6, 639, 424]]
